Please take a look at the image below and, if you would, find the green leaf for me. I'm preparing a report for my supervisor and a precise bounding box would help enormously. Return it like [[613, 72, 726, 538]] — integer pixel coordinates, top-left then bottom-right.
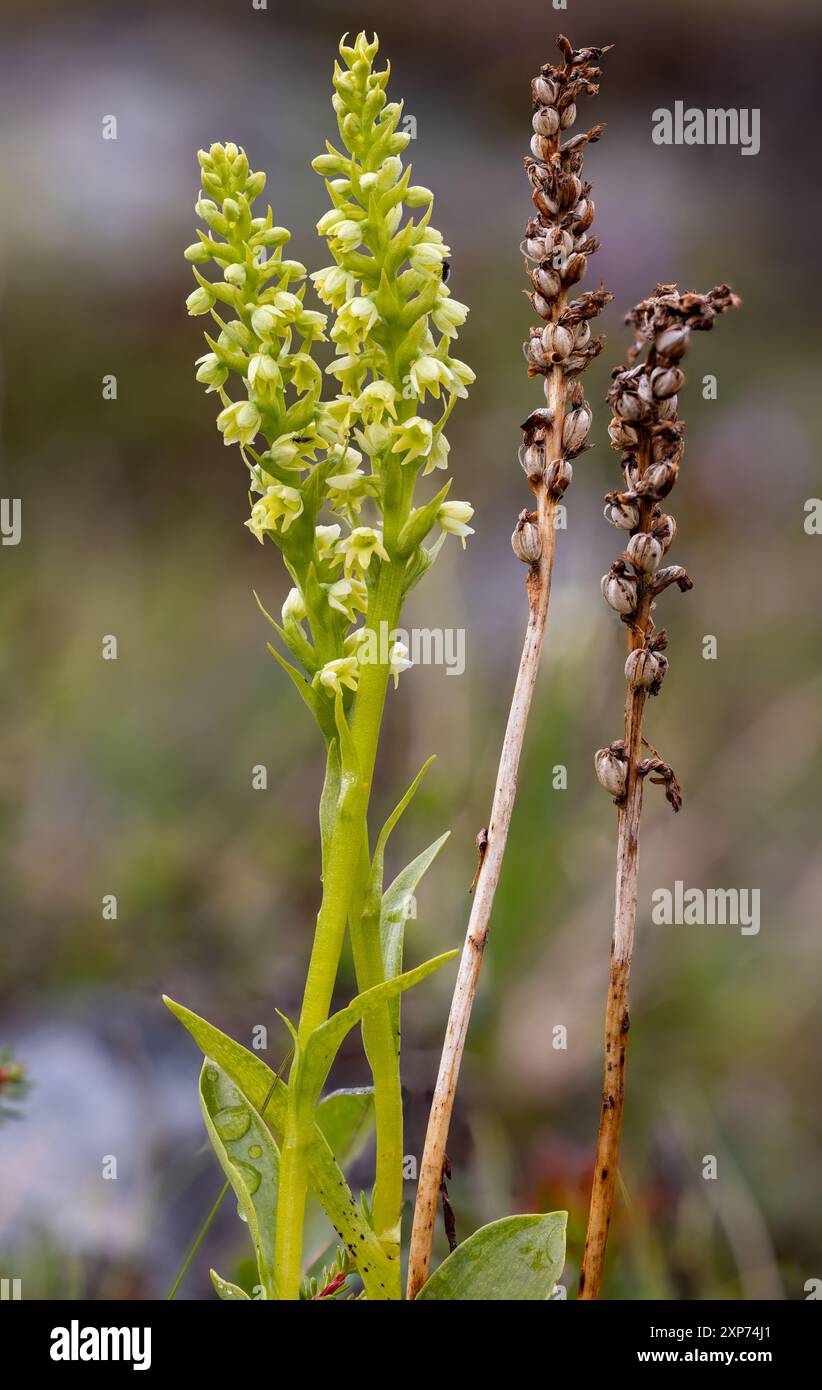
[[415, 1213, 568, 1301], [210, 1269, 251, 1301], [199, 1061, 281, 1300], [381, 833, 450, 1048], [164, 997, 395, 1300], [319, 739, 342, 875], [299, 951, 458, 1114], [316, 1088, 374, 1167]]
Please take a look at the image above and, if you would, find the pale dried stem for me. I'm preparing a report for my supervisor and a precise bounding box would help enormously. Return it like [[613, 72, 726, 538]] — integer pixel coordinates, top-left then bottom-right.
[[406, 338, 567, 1301]]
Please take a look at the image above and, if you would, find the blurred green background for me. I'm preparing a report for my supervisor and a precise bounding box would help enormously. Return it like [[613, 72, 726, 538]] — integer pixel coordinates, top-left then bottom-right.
[[1, 0, 820, 1299]]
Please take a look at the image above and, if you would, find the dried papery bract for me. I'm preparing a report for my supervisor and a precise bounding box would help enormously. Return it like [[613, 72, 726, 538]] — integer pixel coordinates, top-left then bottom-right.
[[407, 33, 613, 1302], [580, 283, 739, 1300]]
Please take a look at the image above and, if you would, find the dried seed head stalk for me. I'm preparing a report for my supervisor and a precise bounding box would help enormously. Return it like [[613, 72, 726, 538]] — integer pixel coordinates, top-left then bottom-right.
[[581, 283, 740, 1300], [407, 34, 612, 1302]]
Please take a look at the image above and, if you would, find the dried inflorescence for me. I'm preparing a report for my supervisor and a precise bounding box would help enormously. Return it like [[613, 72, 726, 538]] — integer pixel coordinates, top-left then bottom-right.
[[595, 282, 741, 808], [514, 34, 613, 537], [582, 283, 739, 1302]]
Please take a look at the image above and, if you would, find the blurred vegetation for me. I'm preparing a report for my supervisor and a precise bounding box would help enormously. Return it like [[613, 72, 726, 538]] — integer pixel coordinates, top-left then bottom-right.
[[1, 0, 820, 1299]]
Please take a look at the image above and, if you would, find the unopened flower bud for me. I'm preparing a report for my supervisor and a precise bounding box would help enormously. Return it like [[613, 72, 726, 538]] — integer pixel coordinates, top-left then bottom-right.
[[601, 566, 638, 615], [625, 648, 660, 690], [626, 531, 662, 575], [512, 513, 542, 565], [595, 746, 627, 799]]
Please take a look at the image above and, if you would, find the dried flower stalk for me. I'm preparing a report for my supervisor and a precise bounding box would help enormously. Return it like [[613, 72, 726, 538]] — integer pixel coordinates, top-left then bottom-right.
[[407, 34, 613, 1301], [579, 283, 740, 1299]]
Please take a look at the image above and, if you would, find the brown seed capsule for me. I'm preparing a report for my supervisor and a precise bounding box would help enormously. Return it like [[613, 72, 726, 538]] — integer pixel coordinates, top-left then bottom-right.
[[541, 323, 574, 361], [533, 263, 562, 298], [601, 567, 639, 615], [545, 457, 573, 496], [573, 321, 591, 350], [651, 512, 677, 553], [531, 291, 553, 320], [530, 133, 553, 162], [626, 531, 663, 575], [563, 252, 587, 285], [518, 442, 545, 482], [655, 326, 690, 361], [625, 648, 660, 690], [525, 333, 549, 375], [608, 417, 639, 450], [639, 459, 679, 499], [532, 105, 560, 138], [562, 404, 592, 455], [533, 75, 559, 105], [573, 198, 595, 231], [512, 514, 543, 564], [614, 390, 644, 422], [595, 746, 627, 799], [650, 366, 685, 400], [603, 493, 641, 530], [560, 101, 577, 128]]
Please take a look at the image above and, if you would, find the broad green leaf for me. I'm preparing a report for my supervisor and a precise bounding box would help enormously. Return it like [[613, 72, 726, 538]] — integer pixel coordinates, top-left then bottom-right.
[[316, 1088, 374, 1167], [298, 951, 458, 1116], [415, 1212, 567, 1301], [199, 1061, 281, 1300], [210, 1269, 250, 1301], [164, 997, 395, 1300], [381, 833, 450, 1048]]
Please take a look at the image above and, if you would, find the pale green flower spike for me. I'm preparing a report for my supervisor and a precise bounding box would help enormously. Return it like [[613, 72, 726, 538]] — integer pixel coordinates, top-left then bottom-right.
[[179, 31, 473, 1303]]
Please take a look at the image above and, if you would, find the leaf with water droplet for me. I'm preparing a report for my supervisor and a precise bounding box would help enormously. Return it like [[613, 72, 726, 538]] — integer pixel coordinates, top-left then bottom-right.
[[200, 1061, 280, 1300], [164, 997, 395, 1299], [210, 1268, 250, 1301]]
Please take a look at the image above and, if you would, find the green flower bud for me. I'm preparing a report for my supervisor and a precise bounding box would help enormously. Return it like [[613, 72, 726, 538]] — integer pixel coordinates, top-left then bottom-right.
[[406, 185, 434, 207], [184, 241, 211, 263], [186, 286, 215, 316]]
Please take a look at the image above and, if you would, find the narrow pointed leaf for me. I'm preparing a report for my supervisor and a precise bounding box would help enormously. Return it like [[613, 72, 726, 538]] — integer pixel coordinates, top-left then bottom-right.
[[163, 997, 394, 1299], [381, 832, 450, 1047], [199, 1061, 281, 1300], [415, 1212, 567, 1301]]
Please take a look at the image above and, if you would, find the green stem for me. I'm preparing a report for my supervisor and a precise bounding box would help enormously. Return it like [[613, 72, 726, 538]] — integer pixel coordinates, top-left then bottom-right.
[[273, 557, 405, 1299]]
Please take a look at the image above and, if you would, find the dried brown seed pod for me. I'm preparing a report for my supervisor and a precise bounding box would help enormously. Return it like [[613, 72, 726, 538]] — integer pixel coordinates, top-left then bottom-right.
[[624, 648, 660, 690], [562, 403, 592, 455], [603, 492, 640, 530], [541, 323, 574, 361], [626, 531, 662, 574], [651, 511, 676, 553], [601, 565, 638, 614], [595, 745, 627, 799], [532, 105, 560, 137], [545, 457, 573, 496], [511, 512, 542, 565], [650, 366, 685, 400]]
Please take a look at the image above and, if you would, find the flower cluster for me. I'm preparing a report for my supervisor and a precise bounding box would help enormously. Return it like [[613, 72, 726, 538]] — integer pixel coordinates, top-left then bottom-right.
[[596, 283, 740, 808], [185, 33, 473, 709], [514, 34, 612, 556]]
